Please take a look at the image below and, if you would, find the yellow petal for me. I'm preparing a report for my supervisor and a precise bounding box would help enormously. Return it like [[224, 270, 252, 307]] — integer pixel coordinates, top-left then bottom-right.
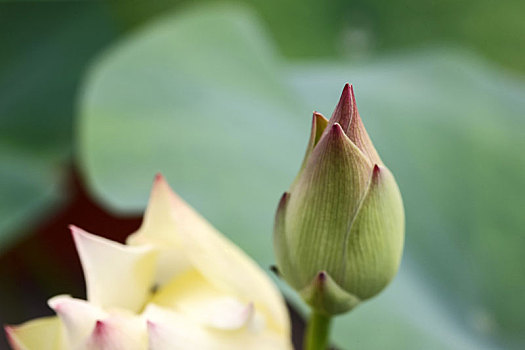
[[127, 174, 191, 285], [144, 305, 291, 350], [127, 174, 180, 247], [71, 226, 157, 312], [5, 316, 64, 350], [168, 190, 290, 335], [151, 269, 256, 331]]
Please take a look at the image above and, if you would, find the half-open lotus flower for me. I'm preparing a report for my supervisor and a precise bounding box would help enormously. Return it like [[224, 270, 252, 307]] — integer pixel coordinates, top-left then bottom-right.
[[274, 84, 405, 316], [6, 175, 291, 349]]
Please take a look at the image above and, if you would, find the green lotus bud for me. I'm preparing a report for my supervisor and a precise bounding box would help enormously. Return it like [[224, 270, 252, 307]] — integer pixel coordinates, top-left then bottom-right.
[[274, 84, 404, 316]]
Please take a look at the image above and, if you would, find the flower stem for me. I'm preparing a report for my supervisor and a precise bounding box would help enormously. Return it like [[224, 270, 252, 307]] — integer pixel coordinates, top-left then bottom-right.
[[304, 311, 332, 350]]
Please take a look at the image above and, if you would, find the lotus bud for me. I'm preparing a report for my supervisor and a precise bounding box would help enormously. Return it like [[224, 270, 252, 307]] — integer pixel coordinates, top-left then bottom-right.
[[274, 84, 404, 316], [6, 175, 292, 350]]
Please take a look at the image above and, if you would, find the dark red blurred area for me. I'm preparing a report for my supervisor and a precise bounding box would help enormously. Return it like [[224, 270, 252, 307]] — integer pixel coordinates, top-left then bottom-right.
[[0, 167, 141, 348]]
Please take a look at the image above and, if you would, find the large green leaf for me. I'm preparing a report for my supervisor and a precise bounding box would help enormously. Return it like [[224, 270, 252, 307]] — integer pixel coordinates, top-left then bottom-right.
[[77, 5, 524, 349], [78, 4, 308, 261]]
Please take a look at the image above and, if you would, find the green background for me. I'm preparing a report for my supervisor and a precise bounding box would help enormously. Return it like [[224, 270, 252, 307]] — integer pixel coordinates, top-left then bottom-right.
[[1, 1, 524, 349]]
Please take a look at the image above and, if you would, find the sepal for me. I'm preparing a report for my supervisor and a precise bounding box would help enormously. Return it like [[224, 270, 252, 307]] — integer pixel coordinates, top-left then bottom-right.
[[291, 112, 329, 190], [273, 192, 301, 289], [299, 271, 360, 316], [342, 165, 404, 299]]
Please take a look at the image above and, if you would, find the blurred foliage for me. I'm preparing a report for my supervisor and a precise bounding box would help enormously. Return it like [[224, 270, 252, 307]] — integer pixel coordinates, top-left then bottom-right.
[[2, 0, 524, 247], [77, 5, 524, 349], [1, 1, 524, 349], [0, 2, 117, 250], [108, 0, 525, 72], [341, 0, 525, 72]]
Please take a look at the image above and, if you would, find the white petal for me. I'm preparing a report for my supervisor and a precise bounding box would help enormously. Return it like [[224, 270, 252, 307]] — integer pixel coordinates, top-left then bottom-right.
[[48, 296, 148, 350], [168, 190, 290, 335], [145, 306, 204, 350], [203, 299, 255, 330], [144, 305, 291, 350], [5, 316, 64, 350], [48, 296, 107, 347], [71, 226, 157, 312], [126, 174, 191, 285]]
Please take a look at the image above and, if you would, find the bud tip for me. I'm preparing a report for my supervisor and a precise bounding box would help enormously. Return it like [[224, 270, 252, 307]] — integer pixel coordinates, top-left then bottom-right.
[[330, 122, 345, 136], [372, 164, 382, 182], [317, 271, 327, 282], [339, 84, 352, 106], [343, 82, 352, 95], [277, 192, 289, 211]]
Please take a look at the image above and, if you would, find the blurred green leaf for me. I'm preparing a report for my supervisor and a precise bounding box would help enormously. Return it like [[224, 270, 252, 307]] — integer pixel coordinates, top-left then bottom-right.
[[0, 2, 117, 250], [78, 4, 308, 260], [77, 4, 525, 349], [108, 0, 525, 73]]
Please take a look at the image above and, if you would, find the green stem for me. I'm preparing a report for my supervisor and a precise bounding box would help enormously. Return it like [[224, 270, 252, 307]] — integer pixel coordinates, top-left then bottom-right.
[[304, 311, 332, 350]]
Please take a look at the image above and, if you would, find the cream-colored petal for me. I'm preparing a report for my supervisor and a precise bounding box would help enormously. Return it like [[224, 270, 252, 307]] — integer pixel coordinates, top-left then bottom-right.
[[127, 174, 179, 246], [127, 174, 191, 285], [203, 300, 255, 331], [71, 226, 157, 312], [80, 316, 147, 350], [167, 190, 290, 335], [150, 269, 256, 331], [48, 295, 107, 347], [5, 316, 64, 350], [144, 305, 291, 350], [145, 307, 203, 350]]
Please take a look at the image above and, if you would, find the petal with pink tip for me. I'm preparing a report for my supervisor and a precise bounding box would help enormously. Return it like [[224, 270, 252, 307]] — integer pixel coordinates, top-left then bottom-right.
[[71, 226, 157, 312], [48, 295, 107, 346], [323, 84, 382, 164], [347, 110, 382, 166], [82, 317, 146, 350], [5, 316, 64, 350], [127, 174, 180, 247], [127, 174, 191, 285], [325, 83, 354, 133]]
